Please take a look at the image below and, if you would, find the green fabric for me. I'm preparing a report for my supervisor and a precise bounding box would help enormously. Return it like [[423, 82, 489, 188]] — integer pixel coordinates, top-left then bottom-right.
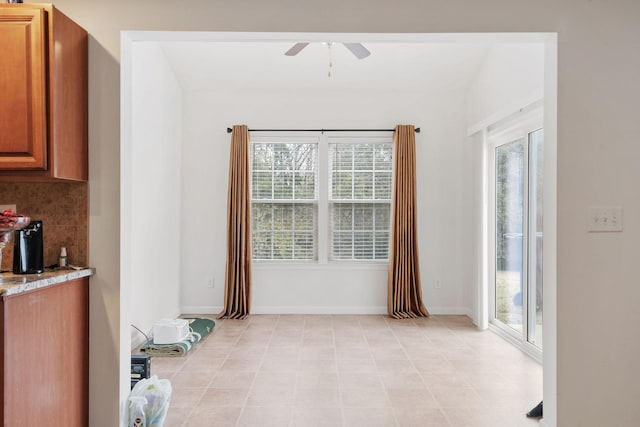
[[140, 317, 215, 357]]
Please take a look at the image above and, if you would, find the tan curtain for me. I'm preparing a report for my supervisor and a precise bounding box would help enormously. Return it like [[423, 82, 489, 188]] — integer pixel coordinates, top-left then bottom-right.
[[219, 125, 252, 319], [388, 125, 429, 319]]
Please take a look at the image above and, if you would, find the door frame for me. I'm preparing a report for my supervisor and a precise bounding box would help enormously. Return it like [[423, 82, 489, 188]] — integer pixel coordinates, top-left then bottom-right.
[[487, 103, 543, 363]]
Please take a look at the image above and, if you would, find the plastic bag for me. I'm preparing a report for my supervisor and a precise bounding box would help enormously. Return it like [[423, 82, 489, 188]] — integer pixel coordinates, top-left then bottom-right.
[[128, 375, 172, 427]]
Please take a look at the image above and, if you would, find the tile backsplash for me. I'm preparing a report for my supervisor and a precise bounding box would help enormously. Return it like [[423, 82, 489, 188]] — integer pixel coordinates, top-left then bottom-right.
[[0, 182, 88, 271]]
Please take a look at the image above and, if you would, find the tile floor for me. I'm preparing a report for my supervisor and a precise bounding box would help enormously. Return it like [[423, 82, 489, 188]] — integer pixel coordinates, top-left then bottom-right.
[[146, 315, 542, 427]]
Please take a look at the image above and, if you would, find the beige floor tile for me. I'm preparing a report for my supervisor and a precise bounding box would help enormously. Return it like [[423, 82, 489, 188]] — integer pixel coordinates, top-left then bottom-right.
[[199, 387, 250, 408], [380, 372, 427, 389], [297, 371, 339, 389], [260, 357, 300, 373], [299, 359, 337, 373], [375, 359, 418, 374], [386, 388, 439, 408], [184, 407, 242, 427], [338, 372, 383, 388], [337, 358, 378, 373], [300, 346, 336, 361], [290, 406, 344, 426], [252, 371, 298, 388], [236, 406, 293, 427], [340, 387, 391, 407], [394, 407, 450, 427], [294, 388, 341, 408], [342, 407, 397, 427], [170, 372, 216, 389], [220, 358, 263, 372], [180, 357, 227, 373], [163, 406, 192, 427], [371, 346, 409, 361], [264, 346, 301, 359], [421, 372, 471, 388], [335, 346, 372, 360], [431, 386, 485, 408], [246, 386, 295, 407], [209, 371, 256, 389], [169, 387, 207, 409]]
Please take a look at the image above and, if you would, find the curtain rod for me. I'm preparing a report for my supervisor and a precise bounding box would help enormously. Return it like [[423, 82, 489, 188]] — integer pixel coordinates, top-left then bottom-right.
[[226, 127, 420, 134]]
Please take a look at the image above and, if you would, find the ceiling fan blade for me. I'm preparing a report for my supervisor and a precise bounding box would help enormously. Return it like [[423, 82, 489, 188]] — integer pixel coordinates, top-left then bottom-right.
[[284, 42, 310, 56], [343, 43, 371, 59]]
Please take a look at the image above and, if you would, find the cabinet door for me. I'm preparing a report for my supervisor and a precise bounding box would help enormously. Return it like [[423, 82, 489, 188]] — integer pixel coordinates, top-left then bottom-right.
[[0, 7, 47, 170], [2, 278, 89, 426]]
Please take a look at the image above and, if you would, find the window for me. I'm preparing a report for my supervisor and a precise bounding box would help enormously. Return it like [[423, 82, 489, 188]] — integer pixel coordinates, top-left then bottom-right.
[[251, 141, 317, 261], [329, 141, 392, 260], [250, 134, 393, 262]]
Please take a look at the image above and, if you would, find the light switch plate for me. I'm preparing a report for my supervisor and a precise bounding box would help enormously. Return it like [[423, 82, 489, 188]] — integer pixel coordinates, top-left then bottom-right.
[[587, 206, 623, 232]]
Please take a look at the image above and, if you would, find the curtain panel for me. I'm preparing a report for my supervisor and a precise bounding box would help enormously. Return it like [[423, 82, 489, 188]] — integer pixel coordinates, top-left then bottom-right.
[[388, 124, 429, 319], [219, 125, 252, 319]]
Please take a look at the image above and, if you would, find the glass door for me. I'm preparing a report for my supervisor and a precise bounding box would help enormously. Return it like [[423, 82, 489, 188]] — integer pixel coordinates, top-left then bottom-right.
[[490, 118, 543, 353]]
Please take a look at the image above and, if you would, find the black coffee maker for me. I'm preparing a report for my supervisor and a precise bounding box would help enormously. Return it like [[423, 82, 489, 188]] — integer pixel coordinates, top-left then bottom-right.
[[13, 220, 44, 274]]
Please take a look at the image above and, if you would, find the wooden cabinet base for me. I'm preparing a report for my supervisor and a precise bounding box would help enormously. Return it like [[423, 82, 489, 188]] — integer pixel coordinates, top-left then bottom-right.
[[0, 278, 89, 426]]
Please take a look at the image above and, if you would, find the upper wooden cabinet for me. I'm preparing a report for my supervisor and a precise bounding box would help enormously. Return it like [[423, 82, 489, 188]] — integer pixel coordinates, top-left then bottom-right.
[[0, 4, 87, 181]]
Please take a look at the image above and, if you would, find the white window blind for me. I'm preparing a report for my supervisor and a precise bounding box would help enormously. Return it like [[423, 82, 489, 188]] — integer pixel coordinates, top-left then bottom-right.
[[329, 141, 392, 260], [251, 142, 317, 260]]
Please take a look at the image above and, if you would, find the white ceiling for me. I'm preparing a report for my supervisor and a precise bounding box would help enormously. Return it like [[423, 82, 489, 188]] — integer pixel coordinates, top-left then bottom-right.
[[159, 40, 493, 92]]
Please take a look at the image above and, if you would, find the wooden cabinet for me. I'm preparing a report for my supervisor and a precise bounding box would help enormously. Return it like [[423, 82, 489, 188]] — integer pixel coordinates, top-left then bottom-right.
[[0, 4, 87, 181], [0, 277, 89, 426]]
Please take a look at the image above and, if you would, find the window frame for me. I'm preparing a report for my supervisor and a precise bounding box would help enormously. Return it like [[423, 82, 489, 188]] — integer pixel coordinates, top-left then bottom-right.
[[249, 132, 393, 265], [327, 136, 393, 262]]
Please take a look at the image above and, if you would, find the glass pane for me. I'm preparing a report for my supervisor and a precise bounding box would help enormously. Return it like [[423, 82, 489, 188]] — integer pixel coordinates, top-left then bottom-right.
[[294, 172, 315, 199], [353, 144, 374, 170], [332, 172, 353, 199], [374, 231, 389, 259], [374, 172, 392, 199], [354, 172, 373, 199], [528, 129, 544, 349], [495, 139, 525, 335], [252, 171, 273, 199], [375, 145, 393, 170]]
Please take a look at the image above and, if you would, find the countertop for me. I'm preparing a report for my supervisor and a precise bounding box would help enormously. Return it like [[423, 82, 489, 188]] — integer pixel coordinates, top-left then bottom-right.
[[0, 268, 94, 297]]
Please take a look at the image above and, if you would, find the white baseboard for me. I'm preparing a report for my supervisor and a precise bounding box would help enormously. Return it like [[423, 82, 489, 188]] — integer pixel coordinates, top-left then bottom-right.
[[181, 306, 223, 315], [181, 305, 470, 316], [426, 306, 472, 316], [252, 306, 389, 315]]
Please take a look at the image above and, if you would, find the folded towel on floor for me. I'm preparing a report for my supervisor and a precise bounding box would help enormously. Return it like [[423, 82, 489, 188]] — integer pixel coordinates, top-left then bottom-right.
[[140, 317, 215, 357]]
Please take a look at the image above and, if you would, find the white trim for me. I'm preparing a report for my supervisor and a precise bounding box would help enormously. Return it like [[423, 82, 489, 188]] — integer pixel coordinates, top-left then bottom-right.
[[489, 323, 542, 364], [122, 31, 553, 44], [252, 306, 388, 315], [181, 306, 224, 314], [180, 305, 470, 316], [539, 419, 550, 427], [427, 307, 472, 316]]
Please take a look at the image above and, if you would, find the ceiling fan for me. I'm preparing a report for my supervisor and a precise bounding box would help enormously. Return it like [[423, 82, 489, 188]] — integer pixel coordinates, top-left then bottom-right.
[[284, 42, 371, 59]]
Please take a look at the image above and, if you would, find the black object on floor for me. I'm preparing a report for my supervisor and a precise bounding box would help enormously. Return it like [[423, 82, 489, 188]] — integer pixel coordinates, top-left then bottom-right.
[[526, 400, 543, 418], [131, 354, 151, 390]]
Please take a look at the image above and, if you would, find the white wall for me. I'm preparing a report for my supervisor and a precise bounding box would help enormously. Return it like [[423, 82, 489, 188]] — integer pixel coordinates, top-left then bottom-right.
[[129, 42, 182, 347], [466, 44, 545, 132], [44, 0, 640, 425], [179, 87, 474, 315]]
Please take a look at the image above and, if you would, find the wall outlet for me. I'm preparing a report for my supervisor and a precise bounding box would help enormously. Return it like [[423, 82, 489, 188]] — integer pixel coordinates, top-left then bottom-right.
[[587, 206, 623, 232], [0, 204, 17, 213], [435, 280, 441, 289], [207, 278, 214, 289]]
